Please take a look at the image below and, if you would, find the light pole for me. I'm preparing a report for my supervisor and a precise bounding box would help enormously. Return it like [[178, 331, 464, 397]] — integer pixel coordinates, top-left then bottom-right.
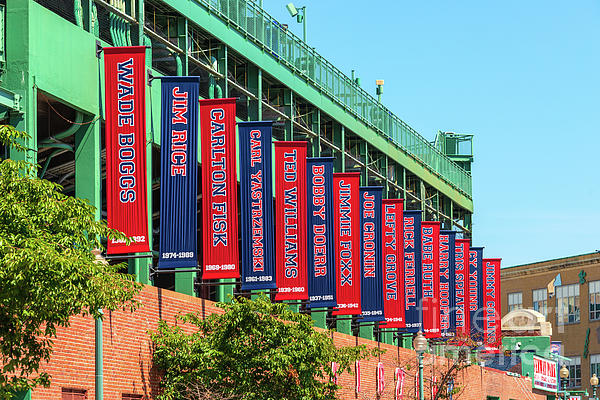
[[413, 331, 428, 400], [591, 373, 598, 400], [286, 2, 307, 42], [560, 365, 570, 400]]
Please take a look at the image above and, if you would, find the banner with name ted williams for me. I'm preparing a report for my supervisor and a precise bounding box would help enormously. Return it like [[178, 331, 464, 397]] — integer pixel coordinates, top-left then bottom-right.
[[439, 230, 456, 337], [239, 121, 276, 290], [306, 157, 336, 308], [200, 98, 239, 279], [403, 210, 422, 332], [381, 199, 404, 328], [359, 187, 385, 322], [104, 46, 150, 255], [274, 142, 308, 301], [158, 77, 200, 268], [483, 258, 502, 352], [421, 221, 440, 338], [332, 173, 361, 315], [469, 246, 485, 339], [454, 239, 471, 338]]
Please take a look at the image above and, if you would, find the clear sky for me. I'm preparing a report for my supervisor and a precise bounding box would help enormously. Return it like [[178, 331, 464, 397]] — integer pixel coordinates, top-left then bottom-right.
[[263, 1, 600, 267]]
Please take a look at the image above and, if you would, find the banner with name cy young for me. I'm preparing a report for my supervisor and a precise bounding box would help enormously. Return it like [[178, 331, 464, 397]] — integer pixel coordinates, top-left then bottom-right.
[[469, 246, 484, 338], [439, 230, 456, 336], [359, 187, 384, 322], [421, 221, 440, 338], [332, 173, 361, 315], [274, 142, 308, 301], [483, 258, 501, 352], [239, 121, 276, 290], [403, 210, 422, 332], [381, 199, 404, 328], [306, 157, 336, 308], [454, 239, 470, 338], [158, 77, 200, 268], [104, 46, 149, 254]]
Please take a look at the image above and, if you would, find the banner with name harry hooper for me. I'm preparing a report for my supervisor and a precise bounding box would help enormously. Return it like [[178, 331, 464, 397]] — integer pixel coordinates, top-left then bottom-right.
[[439, 230, 456, 336], [483, 258, 502, 352], [454, 238, 470, 338], [403, 210, 422, 332], [469, 246, 484, 339], [421, 221, 440, 338], [381, 199, 404, 328]]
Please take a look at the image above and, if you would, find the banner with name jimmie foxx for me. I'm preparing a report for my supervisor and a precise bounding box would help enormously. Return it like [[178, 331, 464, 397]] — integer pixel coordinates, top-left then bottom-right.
[[104, 46, 150, 254]]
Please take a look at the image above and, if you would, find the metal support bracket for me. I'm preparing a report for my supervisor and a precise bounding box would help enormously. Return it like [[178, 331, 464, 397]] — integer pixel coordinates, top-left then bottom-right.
[[96, 40, 103, 59]]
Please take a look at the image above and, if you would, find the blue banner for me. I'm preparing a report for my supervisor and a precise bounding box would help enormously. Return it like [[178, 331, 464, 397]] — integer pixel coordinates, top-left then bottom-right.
[[359, 187, 384, 322], [158, 77, 200, 269], [403, 210, 422, 332], [469, 246, 485, 338], [239, 121, 276, 290], [439, 230, 456, 336], [306, 157, 336, 307]]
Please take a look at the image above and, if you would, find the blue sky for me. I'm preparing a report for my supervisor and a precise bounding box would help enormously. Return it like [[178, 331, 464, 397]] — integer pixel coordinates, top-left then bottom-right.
[[264, 1, 600, 267]]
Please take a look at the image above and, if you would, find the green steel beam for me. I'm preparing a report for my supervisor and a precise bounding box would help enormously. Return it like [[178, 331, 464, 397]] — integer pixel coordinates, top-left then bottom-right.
[[332, 122, 344, 173], [247, 64, 262, 121], [311, 108, 320, 157], [283, 89, 293, 141]]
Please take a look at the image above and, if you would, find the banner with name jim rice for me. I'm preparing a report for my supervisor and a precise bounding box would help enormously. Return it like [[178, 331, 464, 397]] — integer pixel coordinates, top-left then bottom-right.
[[454, 238, 470, 338], [158, 77, 200, 268], [381, 199, 404, 328], [239, 121, 276, 290], [274, 141, 308, 301], [439, 230, 456, 337], [306, 157, 336, 308], [421, 221, 440, 338], [483, 258, 502, 352], [104, 46, 149, 255], [403, 210, 422, 332], [332, 172, 361, 315], [469, 246, 484, 339], [200, 98, 239, 279]]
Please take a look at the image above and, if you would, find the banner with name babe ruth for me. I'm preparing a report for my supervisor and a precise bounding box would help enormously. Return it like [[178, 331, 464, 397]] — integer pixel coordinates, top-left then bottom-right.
[[454, 239, 470, 338], [403, 210, 422, 332], [421, 221, 440, 338], [332, 173, 361, 315], [104, 46, 149, 254], [306, 157, 336, 308], [469, 246, 485, 339], [439, 230, 456, 336], [158, 77, 200, 268], [200, 98, 239, 279], [359, 187, 384, 322], [483, 258, 502, 352], [381, 199, 404, 328], [274, 142, 308, 300], [239, 121, 276, 290]]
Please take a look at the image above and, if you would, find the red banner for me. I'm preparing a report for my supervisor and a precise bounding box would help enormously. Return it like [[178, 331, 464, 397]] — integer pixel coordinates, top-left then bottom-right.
[[200, 98, 239, 279], [483, 258, 502, 352], [381, 199, 404, 328], [377, 362, 385, 395], [104, 46, 149, 255], [332, 173, 361, 315], [274, 142, 308, 300], [455, 239, 471, 339], [421, 221, 440, 338], [395, 368, 405, 400]]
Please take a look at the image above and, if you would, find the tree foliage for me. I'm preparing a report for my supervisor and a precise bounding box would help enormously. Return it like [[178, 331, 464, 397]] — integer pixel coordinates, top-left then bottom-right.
[[0, 125, 142, 396], [152, 295, 380, 400]]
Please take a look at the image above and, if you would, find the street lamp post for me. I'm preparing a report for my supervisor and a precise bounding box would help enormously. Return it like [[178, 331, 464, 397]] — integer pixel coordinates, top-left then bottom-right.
[[560, 365, 570, 400], [590, 373, 598, 400], [413, 331, 428, 400], [286, 2, 307, 42]]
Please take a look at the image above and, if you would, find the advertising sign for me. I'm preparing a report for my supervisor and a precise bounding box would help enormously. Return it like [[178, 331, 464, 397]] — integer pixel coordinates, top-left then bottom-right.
[[533, 356, 558, 392]]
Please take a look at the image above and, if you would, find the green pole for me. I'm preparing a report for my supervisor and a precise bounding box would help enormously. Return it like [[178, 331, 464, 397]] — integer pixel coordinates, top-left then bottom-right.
[[418, 351, 424, 400], [95, 310, 103, 400], [302, 7, 306, 43]]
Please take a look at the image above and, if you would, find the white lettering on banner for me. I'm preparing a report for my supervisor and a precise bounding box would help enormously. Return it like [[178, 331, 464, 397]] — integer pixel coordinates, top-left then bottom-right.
[[116, 58, 136, 204], [533, 356, 558, 392], [209, 108, 228, 247]]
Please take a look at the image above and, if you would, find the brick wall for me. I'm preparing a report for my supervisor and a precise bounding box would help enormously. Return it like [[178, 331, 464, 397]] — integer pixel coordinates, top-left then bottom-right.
[[32, 285, 546, 400]]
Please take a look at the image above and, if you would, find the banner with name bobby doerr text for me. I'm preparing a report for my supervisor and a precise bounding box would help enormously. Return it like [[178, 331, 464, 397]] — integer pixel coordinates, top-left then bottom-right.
[[158, 77, 200, 269], [403, 210, 422, 332], [200, 98, 239, 279], [239, 121, 276, 290], [439, 230, 456, 337], [381, 199, 404, 329], [104, 46, 150, 255], [483, 258, 502, 352], [421, 221, 440, 338]]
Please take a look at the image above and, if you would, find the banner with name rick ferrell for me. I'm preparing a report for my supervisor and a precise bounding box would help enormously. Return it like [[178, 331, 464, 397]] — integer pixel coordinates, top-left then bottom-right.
[[359, 187, 384, 322], [306, 157, 336, 308], [403, 210, 422, 332], [239, 121, 276, 290], [469, 246, 484, 339], [274, 142, 308, 300], [439, 230, 456, 336], [158, 77, 200, 268], [421, 221, 440, 338], [454, 238, 470, 338], [381, 199, 404, 328], [104, 46, 149, 254], [332, 173, 361, 315], [483, 258, 501, 352], [200, 98, 239, 279]]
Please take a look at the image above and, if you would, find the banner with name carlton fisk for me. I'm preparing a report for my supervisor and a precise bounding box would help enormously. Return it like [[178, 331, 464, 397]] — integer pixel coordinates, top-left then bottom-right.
[[200, 98, 239, 279], [359, 187, 384, 322], [469, 246, 484, 339], [439, 230, 456, 337], [158, 77, 200, 268], [421, 221, 440, 338], [403, 210, 422, 332], [274, 142, 308, 300], [306, 157, 336, 308], [332, 172, 361, 315], [454, 238, 470, 338], [238, 121, 276, 290], [381, 199, 404, 328], [483, 258, 502, 352], [104, 46, 149, 254]]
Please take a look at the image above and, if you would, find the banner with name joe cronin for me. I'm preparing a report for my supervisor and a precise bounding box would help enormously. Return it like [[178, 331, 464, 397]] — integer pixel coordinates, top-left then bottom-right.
[[359, 187, 384, 322], [158, 77, 200, 268], [483, 258, 501, 352], [274, 142, 308, 301], [104, 46, 149, 254], [239, 121, 276, 290], [421, 221, 440, 338], [332, 173, 361, 315], [469, 246, 484, 339], [200, 98, 239, 279], [403, 210, 422, 332], [439, 230, 456, 336], [381, 199, 404, 328], [454, 239, 470, 338]]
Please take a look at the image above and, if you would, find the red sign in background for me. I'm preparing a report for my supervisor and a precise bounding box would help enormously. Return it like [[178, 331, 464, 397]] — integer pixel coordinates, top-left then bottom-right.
[[421, 221, 440, 338], [380, 199, 404, 328]]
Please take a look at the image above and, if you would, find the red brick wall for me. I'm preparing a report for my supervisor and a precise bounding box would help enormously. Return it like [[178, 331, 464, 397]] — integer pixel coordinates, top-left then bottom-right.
[[32, 285, 545, 400]]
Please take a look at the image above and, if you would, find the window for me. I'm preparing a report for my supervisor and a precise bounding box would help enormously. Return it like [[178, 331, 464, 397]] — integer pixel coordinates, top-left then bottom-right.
[[533, 288, 548, 317], [564, 356, 581, 388], [61, 388, 87, 400], [508, 292, 522, 312], [590, 281, 600, 320], [591, 354, 600, 379], [557, 284, 580, 324]]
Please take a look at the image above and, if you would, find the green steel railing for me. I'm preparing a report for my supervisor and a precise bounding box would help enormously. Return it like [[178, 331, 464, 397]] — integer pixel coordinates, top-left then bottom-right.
[[198, 0, 472, 198]]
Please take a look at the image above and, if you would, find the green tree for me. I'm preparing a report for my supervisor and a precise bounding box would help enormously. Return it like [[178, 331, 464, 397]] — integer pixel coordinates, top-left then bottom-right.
[[152, 295, 380, 400], [0, 125, 142, 397]]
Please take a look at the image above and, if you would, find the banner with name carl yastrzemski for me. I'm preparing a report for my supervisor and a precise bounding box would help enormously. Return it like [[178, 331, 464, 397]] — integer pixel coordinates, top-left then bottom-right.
[[469, 246, 485, 339], [381, 199, 404, 329], [403, 210, 422, 332], [421, 221, 440, 338], [439, 230, 456, 337], [238, 121, 276, 290], [158, 77, 200, 269]]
